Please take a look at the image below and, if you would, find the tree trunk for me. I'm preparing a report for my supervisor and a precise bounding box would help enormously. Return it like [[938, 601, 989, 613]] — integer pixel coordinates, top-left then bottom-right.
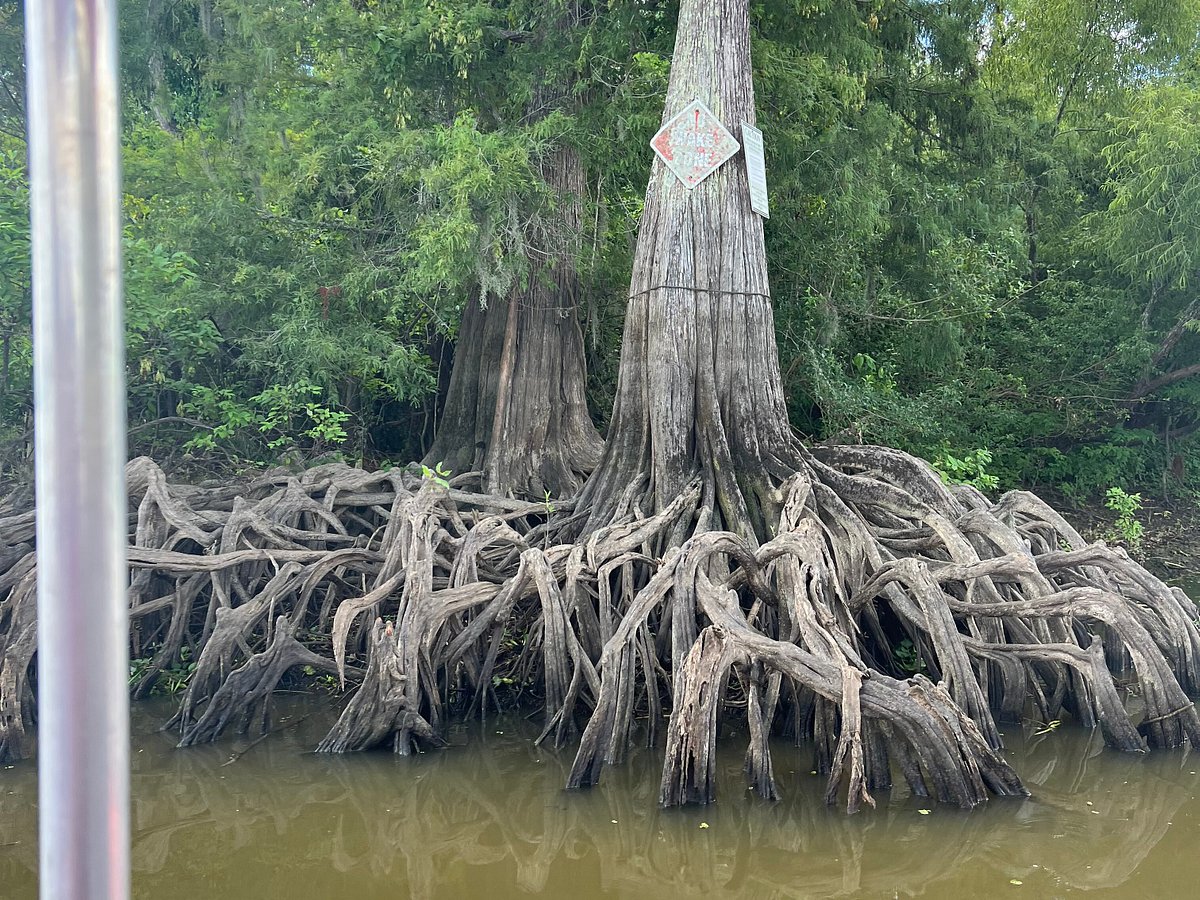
[[146, 0, 180, 136], [425, 143, 602, 499], [563, 0, 1198, 808], [576, 0, 793, 541], [422, 293, 507, 477]]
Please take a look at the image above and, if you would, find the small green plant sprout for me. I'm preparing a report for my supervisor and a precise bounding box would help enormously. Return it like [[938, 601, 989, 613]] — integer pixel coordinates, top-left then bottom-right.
[[1104, 486, 1144, 552], [932, 447, 1000, 492], [420, 460, 452, 490], [543, 490, 555, 515], [302, 665, 340, 692], [128, 656, 151, 688]]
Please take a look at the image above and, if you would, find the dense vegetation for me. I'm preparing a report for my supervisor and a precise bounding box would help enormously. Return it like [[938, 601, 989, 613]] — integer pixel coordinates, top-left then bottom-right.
[[4, 0, 1200, 815], [1, 0, 1198, 500]]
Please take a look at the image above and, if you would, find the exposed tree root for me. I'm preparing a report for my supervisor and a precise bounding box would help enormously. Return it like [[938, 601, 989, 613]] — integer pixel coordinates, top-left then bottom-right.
[[177, 614, 333, 747], [0, 446, 1195, 816]]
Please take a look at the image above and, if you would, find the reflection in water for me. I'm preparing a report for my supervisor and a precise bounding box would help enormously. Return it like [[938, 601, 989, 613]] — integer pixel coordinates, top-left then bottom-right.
[[1, 695, 1199, 898]]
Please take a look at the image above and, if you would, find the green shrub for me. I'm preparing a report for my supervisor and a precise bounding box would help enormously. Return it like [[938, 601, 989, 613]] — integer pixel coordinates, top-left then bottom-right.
[[1104, 486, 1145, 552]]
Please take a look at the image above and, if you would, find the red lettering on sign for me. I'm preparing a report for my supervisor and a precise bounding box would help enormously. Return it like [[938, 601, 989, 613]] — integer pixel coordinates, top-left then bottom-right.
[[650, 99, 741, 189]]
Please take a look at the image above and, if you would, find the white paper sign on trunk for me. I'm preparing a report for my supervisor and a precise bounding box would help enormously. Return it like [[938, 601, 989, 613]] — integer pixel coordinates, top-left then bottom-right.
[[741, 122, 769, 219]]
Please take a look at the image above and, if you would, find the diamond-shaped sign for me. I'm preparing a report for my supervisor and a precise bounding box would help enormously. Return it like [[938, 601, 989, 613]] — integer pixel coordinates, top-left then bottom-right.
[[650, 99, 741, 189]]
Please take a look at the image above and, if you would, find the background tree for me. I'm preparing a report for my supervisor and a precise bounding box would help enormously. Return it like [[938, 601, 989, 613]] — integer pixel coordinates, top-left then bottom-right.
[[1095, 73, 1200, 448], [424, 4, 604, 498]]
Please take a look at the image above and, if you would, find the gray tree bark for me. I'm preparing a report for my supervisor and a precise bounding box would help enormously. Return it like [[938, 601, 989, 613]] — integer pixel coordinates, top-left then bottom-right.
[[425, 144, 602, 499], [576, 0, 794, 541]]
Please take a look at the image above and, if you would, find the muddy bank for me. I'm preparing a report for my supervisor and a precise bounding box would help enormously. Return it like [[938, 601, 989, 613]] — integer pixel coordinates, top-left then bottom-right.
[[1049, 493, 1200, 581]]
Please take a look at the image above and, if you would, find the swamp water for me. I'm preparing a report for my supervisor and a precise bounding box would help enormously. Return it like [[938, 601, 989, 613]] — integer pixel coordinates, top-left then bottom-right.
[[2, 580, 1199, 900]]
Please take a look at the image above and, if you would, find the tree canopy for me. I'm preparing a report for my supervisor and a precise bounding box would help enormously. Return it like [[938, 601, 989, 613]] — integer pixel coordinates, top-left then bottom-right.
[[0, 0, 1197, 498]]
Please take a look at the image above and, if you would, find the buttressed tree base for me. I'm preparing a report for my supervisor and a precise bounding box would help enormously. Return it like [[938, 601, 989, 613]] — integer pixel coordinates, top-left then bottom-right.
[[0, 0, 1197, 814]]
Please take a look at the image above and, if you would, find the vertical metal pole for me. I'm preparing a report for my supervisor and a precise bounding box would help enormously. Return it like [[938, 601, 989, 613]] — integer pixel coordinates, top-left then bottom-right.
[[25, 1, 130, 898]]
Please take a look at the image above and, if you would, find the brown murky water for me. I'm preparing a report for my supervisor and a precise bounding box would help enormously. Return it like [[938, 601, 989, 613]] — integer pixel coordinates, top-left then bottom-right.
[[1, 580, 1198, 900]]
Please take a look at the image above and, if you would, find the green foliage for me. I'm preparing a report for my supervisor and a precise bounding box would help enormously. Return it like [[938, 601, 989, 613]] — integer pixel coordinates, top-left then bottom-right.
[[893, 638, 926, 676], [180, 381, 350, 456], [851, 353, 896, 396], [1, 0, 1197, 504], [1032, 429, 1164, 499], [129, 645, 197, 696], [1104, 486, 1146, 551], [0, 133, 31, 459], [932, 448, 1000, 493], [768, 0, 1200, 499], [301, 665, 340, 693], [1095, 81, 1200, 290], [420, 460, 452, 490]]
